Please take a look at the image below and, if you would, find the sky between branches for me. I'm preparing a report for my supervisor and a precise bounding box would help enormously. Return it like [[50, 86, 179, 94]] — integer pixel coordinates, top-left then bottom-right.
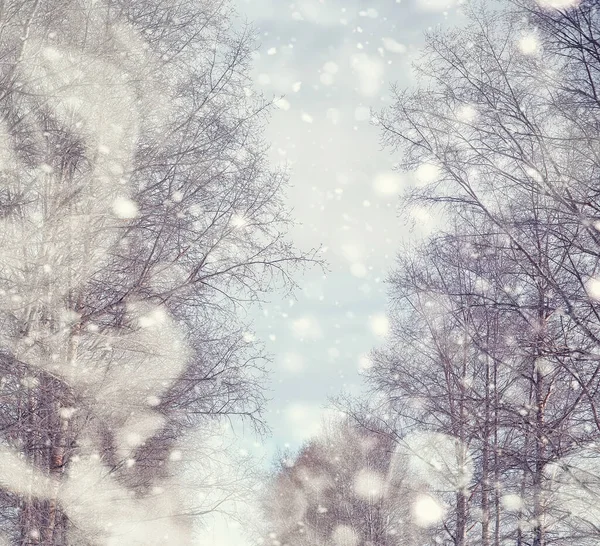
[[197, 0, 464, 543], [236, 0, 462, 459]]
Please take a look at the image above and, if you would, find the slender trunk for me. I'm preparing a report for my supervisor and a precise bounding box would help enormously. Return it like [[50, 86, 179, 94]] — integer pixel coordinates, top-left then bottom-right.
[[43, 415, 68, 545], [532, 289, 548, 546], [18, 307, 43, 545], [516, 424, 530, 546], [456, 489, 467, 546], [531, 367, 545, 546], [493, 355, 500, 546], [42, 162, 81, 544], [42, 311, 80, 544], [20, 379, 41, 545], [455, 342, 468, 546], [481, 356, 491, 546]]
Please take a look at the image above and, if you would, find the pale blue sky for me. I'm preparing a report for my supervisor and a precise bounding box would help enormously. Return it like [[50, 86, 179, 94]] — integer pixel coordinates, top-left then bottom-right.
[[237, 0, 461, 456], [200, 0, 463, 542]]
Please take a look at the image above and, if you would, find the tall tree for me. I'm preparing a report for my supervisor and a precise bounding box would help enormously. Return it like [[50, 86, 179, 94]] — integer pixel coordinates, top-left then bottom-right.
[[0, 1, 309, 544], [372, 1, 600, 544]]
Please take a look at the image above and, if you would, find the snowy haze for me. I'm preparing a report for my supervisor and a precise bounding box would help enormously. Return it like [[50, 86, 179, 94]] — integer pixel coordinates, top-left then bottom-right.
[[201, 0, 463, 543], [236, 0, 460, 463]]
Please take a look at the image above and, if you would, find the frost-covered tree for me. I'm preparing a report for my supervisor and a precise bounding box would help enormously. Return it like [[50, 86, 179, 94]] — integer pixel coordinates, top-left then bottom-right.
[[0, 1, 309, 544]]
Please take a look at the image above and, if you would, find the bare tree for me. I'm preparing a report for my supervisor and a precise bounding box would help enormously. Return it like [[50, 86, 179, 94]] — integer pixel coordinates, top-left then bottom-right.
[[0, 1, 313, 544], [261, 417, 423, 546], [367, 1, 600, 545]]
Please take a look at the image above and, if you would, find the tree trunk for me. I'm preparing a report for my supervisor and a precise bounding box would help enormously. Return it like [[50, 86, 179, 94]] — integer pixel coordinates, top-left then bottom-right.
[[532, 366, 546, 546], [481, 354, 492, 546]]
